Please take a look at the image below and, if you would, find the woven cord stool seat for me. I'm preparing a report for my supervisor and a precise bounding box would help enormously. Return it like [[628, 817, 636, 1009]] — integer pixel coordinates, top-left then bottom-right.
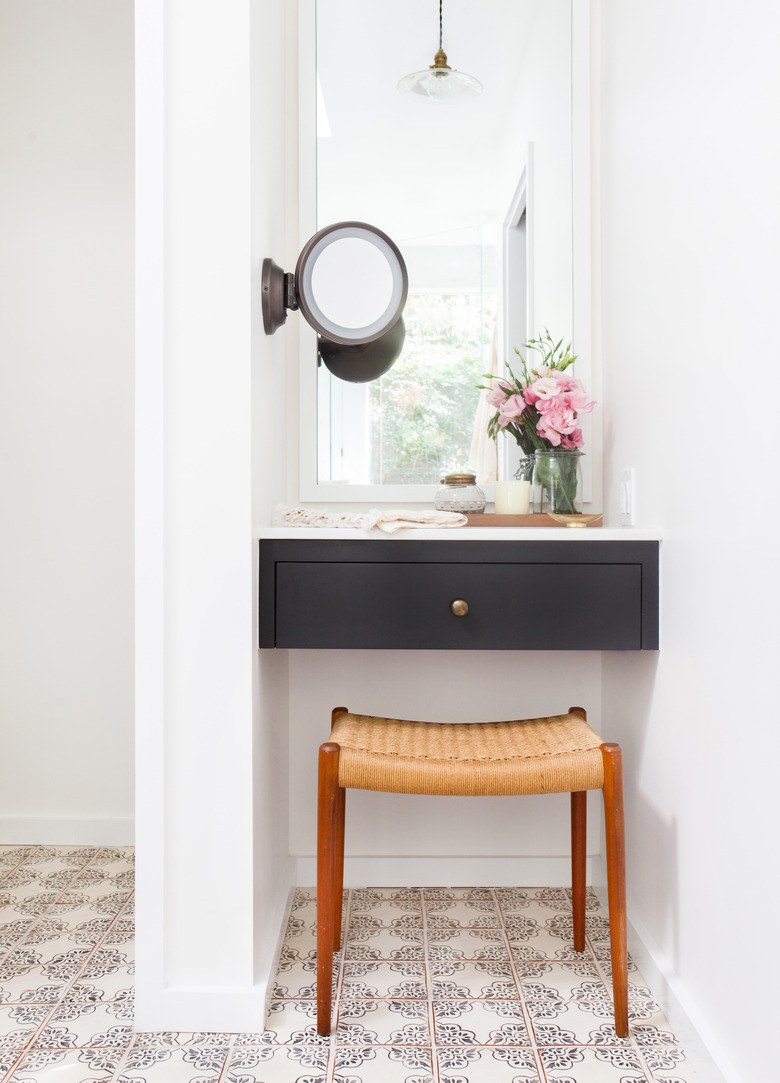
[[332, 711, 606, 796], [317, 706, 628, 1038]]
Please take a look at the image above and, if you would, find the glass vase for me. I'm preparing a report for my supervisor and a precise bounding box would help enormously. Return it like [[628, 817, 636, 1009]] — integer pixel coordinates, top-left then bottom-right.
[[532, 449, 583, 515]]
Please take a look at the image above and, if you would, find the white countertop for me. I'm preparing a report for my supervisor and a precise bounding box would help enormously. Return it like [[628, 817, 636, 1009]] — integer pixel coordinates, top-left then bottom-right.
[[256, 525, 662, 542]]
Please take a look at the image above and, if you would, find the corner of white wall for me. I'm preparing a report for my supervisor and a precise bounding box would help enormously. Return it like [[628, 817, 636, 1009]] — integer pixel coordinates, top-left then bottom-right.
[[135, 0, 293, 1031]]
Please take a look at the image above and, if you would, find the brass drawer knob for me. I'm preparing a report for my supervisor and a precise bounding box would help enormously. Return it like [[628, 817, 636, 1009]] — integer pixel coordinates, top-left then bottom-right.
[[451, 599, 469, 617]]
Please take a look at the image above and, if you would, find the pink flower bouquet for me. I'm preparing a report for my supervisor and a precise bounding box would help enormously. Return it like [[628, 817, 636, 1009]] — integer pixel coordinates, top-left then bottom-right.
[[479, 331, 596, 513], [480, 331, 595, 461]]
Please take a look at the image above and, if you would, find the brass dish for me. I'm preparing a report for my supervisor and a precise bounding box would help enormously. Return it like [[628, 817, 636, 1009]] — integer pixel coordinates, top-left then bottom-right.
[[547, 513, 604, 529]]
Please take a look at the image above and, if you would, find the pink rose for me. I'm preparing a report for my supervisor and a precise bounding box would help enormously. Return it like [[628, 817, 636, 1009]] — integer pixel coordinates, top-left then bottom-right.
[[560, 429, 585, 449], [498, 394, 527, 422], [536, 405, 579, 444], [485, 381, 511, 407], [562, 385, 595, 414], [524, 376, 560, 407]]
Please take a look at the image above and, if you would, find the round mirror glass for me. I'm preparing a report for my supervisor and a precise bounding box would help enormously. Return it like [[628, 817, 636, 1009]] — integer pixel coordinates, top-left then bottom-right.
[[296, 222, 408, 344], [310, 238, 394, 328]]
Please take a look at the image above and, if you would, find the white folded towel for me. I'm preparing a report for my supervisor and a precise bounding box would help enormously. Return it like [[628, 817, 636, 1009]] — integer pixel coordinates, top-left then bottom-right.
[[272, 504, 467, 533]]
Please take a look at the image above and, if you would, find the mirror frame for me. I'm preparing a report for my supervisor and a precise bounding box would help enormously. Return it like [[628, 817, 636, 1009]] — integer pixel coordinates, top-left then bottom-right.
[[297, 0, 595, 506]]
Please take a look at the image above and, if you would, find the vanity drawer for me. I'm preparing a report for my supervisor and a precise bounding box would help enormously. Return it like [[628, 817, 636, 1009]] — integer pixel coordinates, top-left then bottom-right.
[[259, 540, 659, 651]]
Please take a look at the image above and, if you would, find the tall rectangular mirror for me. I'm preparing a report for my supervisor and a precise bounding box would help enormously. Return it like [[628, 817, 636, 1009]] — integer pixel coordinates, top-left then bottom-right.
[[299, 0, 586, 503]]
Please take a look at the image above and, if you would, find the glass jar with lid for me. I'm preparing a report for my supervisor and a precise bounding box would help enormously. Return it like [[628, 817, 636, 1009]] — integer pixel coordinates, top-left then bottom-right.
[[434, 472, 486, 514]]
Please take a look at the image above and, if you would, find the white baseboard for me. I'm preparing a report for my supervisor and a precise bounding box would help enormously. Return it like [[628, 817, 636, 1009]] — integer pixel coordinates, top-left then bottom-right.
[[134, 859, 297, 1034], [133, 985, 268, 1033], [295, 855, 592, 887], [592, 873, 736, 1083], [259, 859, 298, 1025], [0, 818, 134, 846]]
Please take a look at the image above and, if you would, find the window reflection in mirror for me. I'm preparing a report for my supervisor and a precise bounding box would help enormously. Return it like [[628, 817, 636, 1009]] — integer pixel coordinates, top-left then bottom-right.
[[307, 0, 573, 498]]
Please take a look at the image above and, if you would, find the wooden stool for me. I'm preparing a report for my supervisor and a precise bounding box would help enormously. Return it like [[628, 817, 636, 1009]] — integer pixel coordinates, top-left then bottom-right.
[[317, 706, 628, 1037]]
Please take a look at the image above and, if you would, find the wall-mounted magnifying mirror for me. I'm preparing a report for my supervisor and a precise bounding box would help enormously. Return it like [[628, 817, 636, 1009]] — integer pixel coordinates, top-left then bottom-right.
[[262, 221, 408, 382]]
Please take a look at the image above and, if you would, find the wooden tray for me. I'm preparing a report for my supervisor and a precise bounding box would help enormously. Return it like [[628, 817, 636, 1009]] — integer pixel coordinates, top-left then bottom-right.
[[465, 513, 603, 528]]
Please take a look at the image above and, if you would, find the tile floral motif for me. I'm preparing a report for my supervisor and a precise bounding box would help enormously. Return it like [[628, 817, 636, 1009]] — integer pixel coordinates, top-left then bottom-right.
[[335, 999, 430, 1046], [437, 1045, 540, 1082], [426, 928, 509, 962], [8, 1047, 126, 1081], [430, 959, 517, 1000], [344, 926, 425, 962], [223, 1043, 329, 1082], [341, 961, 427, 1000], [424, 900, 501, 929], [0, 851, 706, 1083]]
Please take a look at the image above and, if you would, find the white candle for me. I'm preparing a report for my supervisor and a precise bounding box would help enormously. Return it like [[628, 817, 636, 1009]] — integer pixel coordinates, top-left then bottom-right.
[[494, 480, 531, 515]]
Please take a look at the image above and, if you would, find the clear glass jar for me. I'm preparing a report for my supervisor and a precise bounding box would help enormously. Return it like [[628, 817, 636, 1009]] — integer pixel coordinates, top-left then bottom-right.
[[532, 449, 583, 514], [434, 472, 486, 513]]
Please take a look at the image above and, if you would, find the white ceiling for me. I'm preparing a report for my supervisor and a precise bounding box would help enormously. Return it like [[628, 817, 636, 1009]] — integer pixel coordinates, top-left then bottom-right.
[[316, 0, 544, 244]]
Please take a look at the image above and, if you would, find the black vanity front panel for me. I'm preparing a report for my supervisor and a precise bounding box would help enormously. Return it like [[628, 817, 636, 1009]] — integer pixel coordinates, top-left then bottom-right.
[[259, 539, 659, 651]]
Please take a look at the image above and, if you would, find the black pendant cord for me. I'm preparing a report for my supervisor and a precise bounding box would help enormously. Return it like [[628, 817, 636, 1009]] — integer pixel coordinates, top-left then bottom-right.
[[439, 0, 444, 50]]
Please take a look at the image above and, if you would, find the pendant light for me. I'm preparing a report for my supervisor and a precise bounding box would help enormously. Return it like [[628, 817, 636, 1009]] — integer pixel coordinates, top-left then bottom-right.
[[397, 0, 482, 103]]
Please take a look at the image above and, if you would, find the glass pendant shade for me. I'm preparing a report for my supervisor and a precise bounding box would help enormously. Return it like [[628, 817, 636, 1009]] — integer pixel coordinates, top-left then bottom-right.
[[398, 48, 482, 102]]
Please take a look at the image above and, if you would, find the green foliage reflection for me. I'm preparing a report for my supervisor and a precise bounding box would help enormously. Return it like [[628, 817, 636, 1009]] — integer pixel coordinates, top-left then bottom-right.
[[368, 293, 497, 484]]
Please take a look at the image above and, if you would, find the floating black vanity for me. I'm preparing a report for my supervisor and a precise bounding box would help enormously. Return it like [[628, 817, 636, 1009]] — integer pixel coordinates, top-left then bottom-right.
[[258, 535, 659, 651]]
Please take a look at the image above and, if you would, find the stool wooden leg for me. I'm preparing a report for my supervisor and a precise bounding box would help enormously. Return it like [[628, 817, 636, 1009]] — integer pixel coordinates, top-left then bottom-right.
[[570, 791, 587, 952], [333, 785, 346, 951], [317, 742, 341, 1036], [329, 714, 346, 953], [601, 742, 628, 1037]]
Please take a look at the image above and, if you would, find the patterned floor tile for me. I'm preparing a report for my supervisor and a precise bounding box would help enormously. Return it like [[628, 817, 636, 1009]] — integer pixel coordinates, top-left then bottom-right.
[[6, 1047, 125, 1082], [432, 999, 531, 1046], [526, 999, 634, 1046], [424, 899, 501, 929], [33, 999, 134, 1049], [0, 858, 707, 1083], [430, 958, 518, 999], [350, 888, 420, 902], [631, 1022, 701, 1077], [506, 915, 588, 962], [436, 1045, 540, 1082], [540, 1044, 647, 1080], [29, 908, 115, 935], [272, 959, 317, 999], [223, 1042, 329, 1082], [333, 1044, 433, 1082], [116, 1039, 229, 1081], [335, 999, 429, 1045], [0, 1051, 25, 1077], [422, 887, 494, 901], [349, 909, 422, 934], [426, 927, 508, 962], [350, 896, 421, 919], [0, 896, 61, 919], [344, 924, 425, 961], [65, 967, 135, 1004], [0, 1004, 41, 1052], [516, 958, 606, 999], [0, 924, 36, 962], [0, 967, 75, 1006], [262, 1000, 328, 1046], [53, 886, 132, 911], [341, 960, 427, 1000], [0, 850, 32, 868], [495, 887, 567, 908], [284, 898, 320, 929]]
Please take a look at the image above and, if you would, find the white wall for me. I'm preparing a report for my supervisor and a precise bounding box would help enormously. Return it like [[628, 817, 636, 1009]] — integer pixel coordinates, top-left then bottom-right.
[[134, 0, 293, 1031], [597, 4, 780, 1081], [0, 0, 134, 843]]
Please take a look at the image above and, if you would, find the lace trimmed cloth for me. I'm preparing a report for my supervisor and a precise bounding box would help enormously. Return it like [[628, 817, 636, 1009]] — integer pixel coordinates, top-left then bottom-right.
[[272, 504, 468, 534]]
